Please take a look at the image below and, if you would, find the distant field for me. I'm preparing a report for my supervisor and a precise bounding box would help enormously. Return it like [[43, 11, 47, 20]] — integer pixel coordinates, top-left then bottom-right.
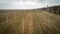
[[0, 10, 60, 34]]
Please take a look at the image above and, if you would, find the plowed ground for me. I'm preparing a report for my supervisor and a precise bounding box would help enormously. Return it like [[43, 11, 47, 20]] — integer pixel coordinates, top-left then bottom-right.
[[0, 11, 60, 34]]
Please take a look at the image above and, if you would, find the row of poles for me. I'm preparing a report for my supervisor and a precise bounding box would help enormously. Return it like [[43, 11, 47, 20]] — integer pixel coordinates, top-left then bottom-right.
[[47, 5, 60, 15], [47, 5, 60, 24]]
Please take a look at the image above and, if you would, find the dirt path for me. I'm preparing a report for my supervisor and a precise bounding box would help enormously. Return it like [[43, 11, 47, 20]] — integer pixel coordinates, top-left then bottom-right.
[[22, 12, 34, 34]]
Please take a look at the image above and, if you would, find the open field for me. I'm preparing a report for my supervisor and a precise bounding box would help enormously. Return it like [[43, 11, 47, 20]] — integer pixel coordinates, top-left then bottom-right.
[[0, 10, 60, 34]]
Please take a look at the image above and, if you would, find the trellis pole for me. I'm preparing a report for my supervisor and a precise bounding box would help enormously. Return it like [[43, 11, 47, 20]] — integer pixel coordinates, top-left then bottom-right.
[[47, 5, 51, 23], [6, 13, 8, 23], [57, 7, 59, 18]]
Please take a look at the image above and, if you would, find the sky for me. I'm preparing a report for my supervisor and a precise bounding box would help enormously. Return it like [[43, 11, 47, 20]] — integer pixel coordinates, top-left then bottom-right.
[[0, 0, 60, 9]]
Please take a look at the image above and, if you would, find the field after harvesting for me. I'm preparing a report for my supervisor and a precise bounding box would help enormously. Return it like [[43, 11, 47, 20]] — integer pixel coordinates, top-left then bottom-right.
[[0, 10, 60, 34]]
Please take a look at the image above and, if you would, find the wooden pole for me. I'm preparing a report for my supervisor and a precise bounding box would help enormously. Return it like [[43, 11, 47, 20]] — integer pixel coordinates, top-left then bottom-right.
[[52, 7, 53, 13], [47, 5, 48, 12], [7, 14, 8, 23], [58, 7, 59, 15]]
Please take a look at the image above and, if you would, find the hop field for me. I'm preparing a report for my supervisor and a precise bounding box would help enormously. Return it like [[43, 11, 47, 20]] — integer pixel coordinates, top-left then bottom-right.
[[0, 10, 60, 34]]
